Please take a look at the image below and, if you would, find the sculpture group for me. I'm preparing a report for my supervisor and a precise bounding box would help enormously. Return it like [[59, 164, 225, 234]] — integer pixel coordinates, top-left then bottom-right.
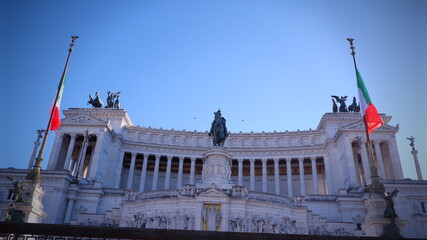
[[88, 91, 121, 109], [331, 95, 360, 113]]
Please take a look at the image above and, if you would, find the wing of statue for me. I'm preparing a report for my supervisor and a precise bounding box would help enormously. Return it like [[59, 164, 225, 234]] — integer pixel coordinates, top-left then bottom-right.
[[331, 95, 340, 102], [391, 189, 399, 197]]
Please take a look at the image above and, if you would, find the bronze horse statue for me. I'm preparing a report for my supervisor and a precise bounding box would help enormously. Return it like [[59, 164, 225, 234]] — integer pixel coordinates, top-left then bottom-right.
[[209, 110, 229, 146], [88, 92, 103, 108]]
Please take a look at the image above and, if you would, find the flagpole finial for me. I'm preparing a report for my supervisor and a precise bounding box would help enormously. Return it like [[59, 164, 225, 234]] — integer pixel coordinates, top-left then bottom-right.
[[69, 36, 79, 52], [346, 38, 356, 56]]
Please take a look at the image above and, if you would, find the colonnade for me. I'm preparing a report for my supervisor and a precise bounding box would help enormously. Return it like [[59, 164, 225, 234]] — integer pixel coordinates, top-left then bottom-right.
[[114, 153, 199, 192], [47, 133, 99, 179], [115, 152, 328, 197]]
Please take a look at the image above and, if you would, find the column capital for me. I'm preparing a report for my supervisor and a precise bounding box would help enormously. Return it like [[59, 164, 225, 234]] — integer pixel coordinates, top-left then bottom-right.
[[237, 158, 244, 163], [273, 158, 279, 163], [298, 157, 304, 162], [69, 133, 77, 138], [131, 152, 138, 157], [179, 156, 185, 161], [167, 155, 173, 160], [249, 158, 255, 163], [285, 157, 292, 163], [310, 156, 316, 162], [143, 153, 149, 159], [190, 157, 197, 162], [261, 158, 267, 163]]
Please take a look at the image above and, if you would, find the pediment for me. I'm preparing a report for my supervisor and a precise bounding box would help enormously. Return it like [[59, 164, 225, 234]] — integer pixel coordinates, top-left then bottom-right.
[[62, 114, 107, 126], [197, 188, 228, 198], [342, 121, 397, 131]]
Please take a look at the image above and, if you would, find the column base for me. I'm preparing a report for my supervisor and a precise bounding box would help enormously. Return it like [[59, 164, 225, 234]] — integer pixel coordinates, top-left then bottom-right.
[[362, 217, 405, 237], [14, 183, 47, 223]]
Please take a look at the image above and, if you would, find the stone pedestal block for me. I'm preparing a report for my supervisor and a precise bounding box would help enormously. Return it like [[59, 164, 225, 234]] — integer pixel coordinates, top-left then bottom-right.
[[197, 146, 233, 189], [362, 217, 405, 237], [362, 196, 405, 237], [15, 183, 47, 223]]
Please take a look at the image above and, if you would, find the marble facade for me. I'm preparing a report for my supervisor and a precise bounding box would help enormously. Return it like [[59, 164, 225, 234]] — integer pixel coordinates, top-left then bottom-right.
[[1, 108, 427, 238]]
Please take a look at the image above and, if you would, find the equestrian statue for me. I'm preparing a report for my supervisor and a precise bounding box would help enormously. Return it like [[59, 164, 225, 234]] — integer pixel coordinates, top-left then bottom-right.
[[88, 92, 103, 108], [209, 109, 229, 146]]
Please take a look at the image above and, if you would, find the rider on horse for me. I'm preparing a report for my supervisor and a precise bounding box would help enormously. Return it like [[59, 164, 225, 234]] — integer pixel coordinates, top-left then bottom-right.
[[209, 109, 229, 146]]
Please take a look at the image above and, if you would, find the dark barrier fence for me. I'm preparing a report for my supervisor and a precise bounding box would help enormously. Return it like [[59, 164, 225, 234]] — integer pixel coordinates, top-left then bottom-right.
[[0, 223, 416, 240]]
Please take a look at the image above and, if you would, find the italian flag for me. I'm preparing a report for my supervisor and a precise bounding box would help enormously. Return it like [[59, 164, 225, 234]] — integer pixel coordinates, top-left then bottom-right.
[[50, 72, 66, 131], [356, 68, 383, 134]]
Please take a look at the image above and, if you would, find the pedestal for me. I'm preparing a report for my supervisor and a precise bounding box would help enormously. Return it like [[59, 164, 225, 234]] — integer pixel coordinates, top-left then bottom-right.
[[197, 146, 233, 189], [361, 196, 405, 237], [15, 183, 47, 223]]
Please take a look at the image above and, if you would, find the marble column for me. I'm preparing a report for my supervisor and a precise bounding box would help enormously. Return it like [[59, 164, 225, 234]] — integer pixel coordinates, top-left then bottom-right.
[[127, 152, 137, 189], [28, 140, 40, 169], [177, 156, 184, 188], [237, 158, 243, 186], [311, 157, 319, 194], [139, 154, 149, 192], [77, 135, 90, 178], [360, 143, 372, 184], [189, 157, 196, 185], [63, 133, 77, 171], [344, 138, 358, 185], [298, 157, 306, 196], [249, 159, 255, 191], [88, 133, 106, 180], [286, 158, 293, 198], [63, 186, 78, 224], [152, 155, 161, 190], [388, 139, 404, 179], [262, 158, 267, 193], [114, 151, 125, 188], [322, 155, 334, 195], [164, 155, 172, 188], [412, 149, 423, 180], [373, 141, 386, 178], [47, 133, 64, 170], [274, 158, 280, 195]]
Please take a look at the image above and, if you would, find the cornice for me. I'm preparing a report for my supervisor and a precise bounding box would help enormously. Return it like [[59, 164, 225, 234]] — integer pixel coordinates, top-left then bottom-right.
[[64, 108, 132, 126]]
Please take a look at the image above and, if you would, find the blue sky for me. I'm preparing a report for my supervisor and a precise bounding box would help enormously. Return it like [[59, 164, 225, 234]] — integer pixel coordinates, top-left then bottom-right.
[[1, 1, 426, 179]]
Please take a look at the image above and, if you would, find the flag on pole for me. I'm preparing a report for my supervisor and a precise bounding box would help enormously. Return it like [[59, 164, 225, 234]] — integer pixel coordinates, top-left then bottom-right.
[[50, 65, 67, 131], [356, 68, 383, 134], [50, 79, 65, 131]]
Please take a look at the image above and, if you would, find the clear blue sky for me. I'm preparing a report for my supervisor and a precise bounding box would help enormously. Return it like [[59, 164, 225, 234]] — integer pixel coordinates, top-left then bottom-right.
[[1, 1, 426, 179]]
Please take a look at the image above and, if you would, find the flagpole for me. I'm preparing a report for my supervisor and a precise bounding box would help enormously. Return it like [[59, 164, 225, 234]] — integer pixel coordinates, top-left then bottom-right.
[[346, 38, 384, 194], [26, 36, 79, 182]]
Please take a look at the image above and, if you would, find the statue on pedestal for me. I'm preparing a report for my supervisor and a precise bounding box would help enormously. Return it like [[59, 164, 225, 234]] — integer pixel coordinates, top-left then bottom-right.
[[209, 109, 229, 146], [88, 92, 103, 108], [106, 91, 121, 108], [331, 95, 348, 112]]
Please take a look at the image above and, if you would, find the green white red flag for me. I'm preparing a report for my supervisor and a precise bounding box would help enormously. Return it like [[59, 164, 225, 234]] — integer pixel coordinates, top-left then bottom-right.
[[356, 68, 383, 134], [50, 68, 67, 131]]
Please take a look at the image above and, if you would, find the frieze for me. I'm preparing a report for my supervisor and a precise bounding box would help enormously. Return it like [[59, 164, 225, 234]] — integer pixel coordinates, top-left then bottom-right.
[[292, 195, 305, 205], [179, 184, 196, 196], [230, 214, 296, 234], [121, 210, 195, 230], [62, 115, 107, 126], [124, 125, 326, 150], [308, 226, 354, 236], [231, 186, 248, 198]]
